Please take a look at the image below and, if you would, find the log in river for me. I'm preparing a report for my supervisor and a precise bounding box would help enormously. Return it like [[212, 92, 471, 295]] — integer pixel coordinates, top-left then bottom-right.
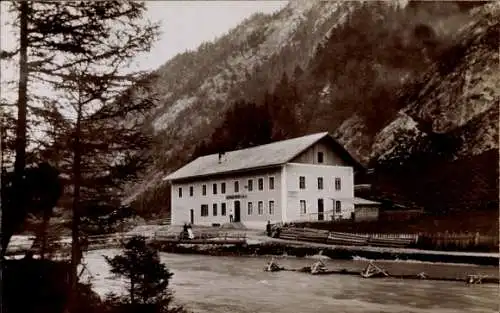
[[264, 264, 500, 284]]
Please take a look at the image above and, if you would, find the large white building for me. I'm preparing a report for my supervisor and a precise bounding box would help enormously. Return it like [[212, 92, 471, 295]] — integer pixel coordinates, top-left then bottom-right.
[[163, 132, 362, 229]]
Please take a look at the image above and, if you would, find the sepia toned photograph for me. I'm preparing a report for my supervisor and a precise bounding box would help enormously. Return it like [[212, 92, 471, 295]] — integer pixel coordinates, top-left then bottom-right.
[[0, 1, 498, 313]]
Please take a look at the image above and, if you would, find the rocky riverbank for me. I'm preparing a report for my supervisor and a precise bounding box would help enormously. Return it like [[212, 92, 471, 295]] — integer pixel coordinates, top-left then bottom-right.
[[148, 241, 500, 285], [151, 240, 500, 267]]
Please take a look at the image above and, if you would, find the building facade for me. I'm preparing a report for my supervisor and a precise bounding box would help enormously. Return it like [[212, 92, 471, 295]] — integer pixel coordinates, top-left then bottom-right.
[[164, 132, 362, 229]]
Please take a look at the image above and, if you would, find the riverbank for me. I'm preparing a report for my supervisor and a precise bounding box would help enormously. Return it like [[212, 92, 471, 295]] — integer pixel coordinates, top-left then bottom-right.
[[151, 236, 500, 267], [8, 224, 499, 267], [150, 241, 500, 285]]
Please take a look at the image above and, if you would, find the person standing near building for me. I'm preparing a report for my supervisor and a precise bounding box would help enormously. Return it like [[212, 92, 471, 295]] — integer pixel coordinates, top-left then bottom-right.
[[181, 223, 188, 239], [266, 221, 272, 237], [229, 208, 234, 223], [187, 224, 194, 240]]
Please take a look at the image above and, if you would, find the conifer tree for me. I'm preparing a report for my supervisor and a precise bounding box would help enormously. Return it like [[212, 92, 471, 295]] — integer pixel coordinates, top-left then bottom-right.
[[2, 2, 160, 310], [104, 236, 186, 313]]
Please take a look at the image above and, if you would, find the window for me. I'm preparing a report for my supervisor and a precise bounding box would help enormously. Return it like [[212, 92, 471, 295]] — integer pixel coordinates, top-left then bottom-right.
[[299, 176, 306, 189], [318, 152, 324, 163], [335, 200, 342, 213], [213, 183, 217, 195], [300, 200, 306, 214], [178, 187, 182, 198], [317, 177, 324, 190], [258, 201, 263, 215], [201, 204, 209, 216], [221, 182, 226, 194], [189, 186, 194, 197], [234, 181, 239, 193], [258, 178, 264, 191], [248, 179, 253, 191], [269, 200, 275, 215], [318, 198, 324, 221], [202, 185, 207, 196], [213, 203, 218, 216], [221, 203, 226, 216], [269, 177, 275, 190], [247, 202, 253, 215], [335, 177, 341, 191]]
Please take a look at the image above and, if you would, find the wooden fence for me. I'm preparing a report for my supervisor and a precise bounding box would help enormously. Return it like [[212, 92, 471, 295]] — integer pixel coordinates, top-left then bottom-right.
[[6, 229, 247, 257], [327, 232, 370, 246], [279, 227, 499, 251], [147, 217, 171, 225], [153, 230, 246, 241], [279, 228, 330, 243], [281, 228, 419, 248], [417, 232, 499, 251], [7, 228, 498, 257]]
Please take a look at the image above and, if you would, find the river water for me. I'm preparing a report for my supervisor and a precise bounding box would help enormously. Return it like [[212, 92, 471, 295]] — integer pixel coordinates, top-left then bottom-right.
[[84, 249, 499, 313]]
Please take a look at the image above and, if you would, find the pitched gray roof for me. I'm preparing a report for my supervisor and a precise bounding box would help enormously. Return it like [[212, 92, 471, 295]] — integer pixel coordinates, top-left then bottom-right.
[[164, 132, 359, 181], [353, 197, 381, 205]]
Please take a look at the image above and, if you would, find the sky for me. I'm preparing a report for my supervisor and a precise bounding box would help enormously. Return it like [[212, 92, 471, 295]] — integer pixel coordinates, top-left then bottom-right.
[[0, 1, 287, 157], [135, 1, 288, 72], [0, 1, 288, 101]]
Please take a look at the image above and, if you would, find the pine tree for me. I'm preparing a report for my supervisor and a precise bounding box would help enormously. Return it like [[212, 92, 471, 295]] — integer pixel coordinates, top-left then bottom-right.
[[0, 103, 16, 171], [1, 2, 160, 309], [104, 236, 186, 313], [1, 0, 160, 176], [50, 62, 158, 311], [268, 73, 301, 139]]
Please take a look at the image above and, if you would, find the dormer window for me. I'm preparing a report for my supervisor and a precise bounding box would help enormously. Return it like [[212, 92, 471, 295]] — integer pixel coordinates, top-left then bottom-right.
[[317, 152, 324, 163]]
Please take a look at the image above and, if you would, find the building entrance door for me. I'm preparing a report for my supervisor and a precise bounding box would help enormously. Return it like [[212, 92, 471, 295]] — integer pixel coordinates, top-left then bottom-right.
[[318, 199, 324, 221], [234, 201, 241, 222], [190, 209, 194, 224]]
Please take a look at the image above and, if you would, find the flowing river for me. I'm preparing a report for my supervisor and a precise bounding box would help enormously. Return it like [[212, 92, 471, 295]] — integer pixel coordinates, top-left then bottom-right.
[[84, 249, 499, 313]]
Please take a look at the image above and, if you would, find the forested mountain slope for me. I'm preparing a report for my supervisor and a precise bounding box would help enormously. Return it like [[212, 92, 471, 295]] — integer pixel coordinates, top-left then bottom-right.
[[123, 1, 498, 216]]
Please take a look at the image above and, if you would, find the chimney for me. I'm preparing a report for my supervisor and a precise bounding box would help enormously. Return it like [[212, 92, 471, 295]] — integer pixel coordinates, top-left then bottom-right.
[[218, 151, 225, 164]]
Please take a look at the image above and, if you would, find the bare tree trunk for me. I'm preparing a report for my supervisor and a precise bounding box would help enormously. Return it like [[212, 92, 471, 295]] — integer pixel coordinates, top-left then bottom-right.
[[1, 4, 28, 312], [0, 115, 5, 174], [130, 280, 135, 304], [68, 98, 83, 312], [14, 0, 29, 177], [39, 211, 51, 260], [0, 106, 4, 313]]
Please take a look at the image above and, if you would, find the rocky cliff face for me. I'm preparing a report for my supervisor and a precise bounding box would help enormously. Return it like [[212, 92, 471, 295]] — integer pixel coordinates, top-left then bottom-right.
[[124, 1, 499, 214], [363, 2, 499, 211], [371, 2, 499, 163]]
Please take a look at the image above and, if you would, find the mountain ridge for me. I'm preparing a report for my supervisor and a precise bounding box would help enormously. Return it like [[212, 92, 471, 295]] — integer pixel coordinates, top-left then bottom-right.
[[123, 1, 499, 215]]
